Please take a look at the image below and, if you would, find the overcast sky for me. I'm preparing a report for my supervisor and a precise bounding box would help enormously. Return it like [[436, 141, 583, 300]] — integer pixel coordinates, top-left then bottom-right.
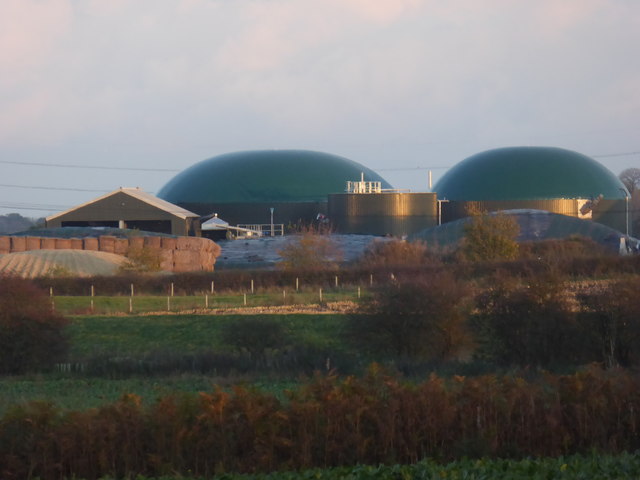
[[1, 0, 639, 218]]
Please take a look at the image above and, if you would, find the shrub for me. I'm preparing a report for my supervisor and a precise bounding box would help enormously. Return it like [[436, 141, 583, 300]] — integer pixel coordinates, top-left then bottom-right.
[[0, 276, 69, 374], [349, 272, 472, 362], [119, 245, 162, 273], [219, 317, 291, 368], [277, 232, 342, 271], [474, 271, 583, 367], [358, 239, 437, 268], [578, 277, 640, 368], [461, 211, 520, 262]]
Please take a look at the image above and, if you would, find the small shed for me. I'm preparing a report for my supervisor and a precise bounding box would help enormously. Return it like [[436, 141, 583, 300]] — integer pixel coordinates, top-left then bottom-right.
[[45, 187, 200, 236]]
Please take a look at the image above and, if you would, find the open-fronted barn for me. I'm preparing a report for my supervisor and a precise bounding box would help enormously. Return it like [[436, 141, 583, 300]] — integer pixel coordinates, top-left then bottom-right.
[[45, 187, 200, 236]]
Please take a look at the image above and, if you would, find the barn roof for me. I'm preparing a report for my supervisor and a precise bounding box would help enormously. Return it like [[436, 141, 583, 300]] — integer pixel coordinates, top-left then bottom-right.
[[46, 187, 199, 222]]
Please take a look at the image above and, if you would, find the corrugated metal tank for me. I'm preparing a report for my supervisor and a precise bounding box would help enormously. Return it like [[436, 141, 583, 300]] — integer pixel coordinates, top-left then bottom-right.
[[328, 192, 438, 236]]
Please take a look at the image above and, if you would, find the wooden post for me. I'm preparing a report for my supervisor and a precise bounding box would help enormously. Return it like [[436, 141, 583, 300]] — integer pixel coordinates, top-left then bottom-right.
[[205, 294, 209, 309], [243, 293, 247, 306], [370, 274, 373, 286], [211, 280, 215, 294], [171, 282, 174, 297], [283, 290, 286, 303], [130, 283, 134, 297], [167, 296, 171, 312], [296, 277, 299, 291], [251, 279, 254, 294], [91, 285, 95, 297], [50, 287, 53, 297], [335, 275, 338, 288], [129, 297, 133, 313], [319, 288, 323, 302], [357, 286, 361, 299]]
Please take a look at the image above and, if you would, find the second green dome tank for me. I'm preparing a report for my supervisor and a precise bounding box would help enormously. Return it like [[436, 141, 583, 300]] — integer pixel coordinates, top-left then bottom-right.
[[434, 146, 628, 201]]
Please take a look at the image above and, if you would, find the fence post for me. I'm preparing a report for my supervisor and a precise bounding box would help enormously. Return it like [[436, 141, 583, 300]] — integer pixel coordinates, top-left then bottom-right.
[[370, 274, 373, 286], [357, 286, 361, 299], [211, 280, 215, 294], [243, 293, 247, 306], [319, 288, 323, 303], [335, 275, 338, 288], [205, 294, 209, 309], [251, 279, 254, 294], [50, 287, 53, 297], [130, 283, 134, 297], [167, 296, 171, 312], [129, 297, 133, 314], [171, 282, 174, 297], [296, 277, 299, 291], [283, 290, 286, 303]]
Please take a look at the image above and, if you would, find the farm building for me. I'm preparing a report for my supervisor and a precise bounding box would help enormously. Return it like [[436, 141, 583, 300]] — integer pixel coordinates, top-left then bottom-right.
[[45, 187, 200, 236], [433, 146, 630, 234], [157, 150, 392, 227]]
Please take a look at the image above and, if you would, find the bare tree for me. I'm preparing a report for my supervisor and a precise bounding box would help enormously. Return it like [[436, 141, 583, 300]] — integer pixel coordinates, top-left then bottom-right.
[[619, 168, 640, 195]]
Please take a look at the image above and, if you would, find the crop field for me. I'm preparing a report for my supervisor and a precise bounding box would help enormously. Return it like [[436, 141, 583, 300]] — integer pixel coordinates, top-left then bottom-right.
[[50, 289, 364, 315], [143, 454, 640, 479]]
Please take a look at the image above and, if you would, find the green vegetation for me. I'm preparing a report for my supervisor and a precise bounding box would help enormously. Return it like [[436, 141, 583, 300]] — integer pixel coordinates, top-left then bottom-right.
[[50, 290, 361, 315], [0, 277, 68, 374]]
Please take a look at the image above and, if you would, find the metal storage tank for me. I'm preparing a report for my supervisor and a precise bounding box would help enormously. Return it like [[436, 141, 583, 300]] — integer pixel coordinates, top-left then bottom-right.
[[434, 146, 629, 234], [328, 178, 438, 236], [158, 150, 392, 227]]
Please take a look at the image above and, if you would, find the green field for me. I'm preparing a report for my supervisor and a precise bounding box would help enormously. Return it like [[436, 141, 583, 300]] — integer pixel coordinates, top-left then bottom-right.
[[51, 290, 363, 315], [67, 313, 347, 358]]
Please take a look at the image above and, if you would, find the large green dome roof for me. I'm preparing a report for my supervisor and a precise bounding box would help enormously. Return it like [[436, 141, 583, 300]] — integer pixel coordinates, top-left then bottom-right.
[[434, 146, 628, 201], [158, 150, 391, 204]]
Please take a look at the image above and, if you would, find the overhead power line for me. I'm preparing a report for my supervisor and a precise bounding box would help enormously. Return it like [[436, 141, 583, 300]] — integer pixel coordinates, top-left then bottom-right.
[[0, 184, 110, 193], [0, 160, 180, 172], [591, 151, 640, 158]]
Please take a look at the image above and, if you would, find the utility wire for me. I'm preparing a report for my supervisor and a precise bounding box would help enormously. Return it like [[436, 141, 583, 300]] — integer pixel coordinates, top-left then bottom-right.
[[0, 160, 180, 172], [0, 184, 110, 193]]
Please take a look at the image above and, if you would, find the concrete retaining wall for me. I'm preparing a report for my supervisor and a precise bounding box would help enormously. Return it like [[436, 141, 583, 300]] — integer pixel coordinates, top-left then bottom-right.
[[0, 235, 221, 272]]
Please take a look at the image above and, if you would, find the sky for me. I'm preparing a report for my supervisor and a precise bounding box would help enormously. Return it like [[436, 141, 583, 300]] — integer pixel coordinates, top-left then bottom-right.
[[1, 0, 639, 218]]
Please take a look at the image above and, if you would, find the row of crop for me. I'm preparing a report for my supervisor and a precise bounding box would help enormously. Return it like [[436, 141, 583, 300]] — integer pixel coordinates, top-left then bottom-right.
[[127, 454, 640, 480], [2, 366, 640, 479]]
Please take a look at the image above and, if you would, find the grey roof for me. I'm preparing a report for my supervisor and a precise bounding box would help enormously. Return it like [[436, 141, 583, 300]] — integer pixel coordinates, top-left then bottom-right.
[[46, 187, 199, 222]]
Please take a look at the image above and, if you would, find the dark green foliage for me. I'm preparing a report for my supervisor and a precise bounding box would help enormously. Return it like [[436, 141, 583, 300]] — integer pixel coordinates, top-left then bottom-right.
[[578, 277, 640, 368], [0, 276, 69, 374], [349, 273, 471, 362], [474, 271, 583, 367], [461, 212, 520, 262], [220, 317, 291, 368]]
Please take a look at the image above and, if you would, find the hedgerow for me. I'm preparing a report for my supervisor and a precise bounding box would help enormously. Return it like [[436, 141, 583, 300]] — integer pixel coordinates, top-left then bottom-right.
[[2, 366, 640, 479]]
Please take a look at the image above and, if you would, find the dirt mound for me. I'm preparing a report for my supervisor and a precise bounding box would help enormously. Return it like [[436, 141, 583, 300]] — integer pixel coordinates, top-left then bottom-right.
[[0, 249, 127, 278]]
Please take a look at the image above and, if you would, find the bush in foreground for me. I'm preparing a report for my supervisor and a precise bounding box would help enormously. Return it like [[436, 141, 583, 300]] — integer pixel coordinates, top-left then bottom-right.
[[0, 276, 69, 374]]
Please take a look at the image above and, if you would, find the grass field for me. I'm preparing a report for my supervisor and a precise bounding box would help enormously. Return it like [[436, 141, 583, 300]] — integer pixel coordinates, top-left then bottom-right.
[[67, 313, 348, 358], [51, 290, 364, 315]]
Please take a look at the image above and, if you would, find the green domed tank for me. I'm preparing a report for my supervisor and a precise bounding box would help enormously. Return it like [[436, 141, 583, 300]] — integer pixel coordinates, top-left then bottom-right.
[[158, 150, 392, 226], [434, 147, 629, 233]]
